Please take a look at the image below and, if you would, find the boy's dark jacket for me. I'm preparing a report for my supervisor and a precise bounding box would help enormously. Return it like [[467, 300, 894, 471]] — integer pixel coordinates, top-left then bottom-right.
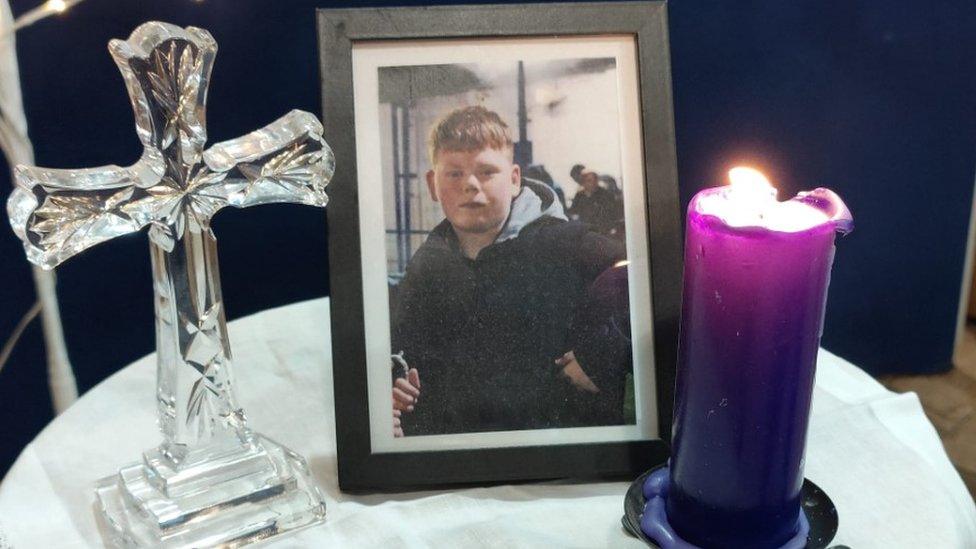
[[392, 179, 630, 435]]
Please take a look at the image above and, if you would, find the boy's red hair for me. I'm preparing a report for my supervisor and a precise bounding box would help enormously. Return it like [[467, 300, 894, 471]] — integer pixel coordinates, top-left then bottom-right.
[[427, 106, 514, 164]]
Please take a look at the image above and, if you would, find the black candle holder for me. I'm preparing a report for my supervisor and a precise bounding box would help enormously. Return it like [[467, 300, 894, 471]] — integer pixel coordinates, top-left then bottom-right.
[[622, 464, 839, 549]]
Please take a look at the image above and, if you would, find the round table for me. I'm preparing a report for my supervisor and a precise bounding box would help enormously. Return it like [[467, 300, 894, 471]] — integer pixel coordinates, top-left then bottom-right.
[[1, 298, 974, 548]]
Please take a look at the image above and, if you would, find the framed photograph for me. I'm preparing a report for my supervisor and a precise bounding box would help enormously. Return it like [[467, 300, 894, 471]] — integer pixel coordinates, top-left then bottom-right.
[[319, 1, 682, 491]]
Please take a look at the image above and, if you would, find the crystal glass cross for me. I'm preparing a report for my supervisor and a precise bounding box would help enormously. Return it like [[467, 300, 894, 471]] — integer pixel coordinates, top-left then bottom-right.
[[7, 22, 331, 547]]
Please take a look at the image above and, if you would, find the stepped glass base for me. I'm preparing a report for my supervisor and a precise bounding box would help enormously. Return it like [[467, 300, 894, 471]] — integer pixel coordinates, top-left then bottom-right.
[[94, 434, 326, 548]]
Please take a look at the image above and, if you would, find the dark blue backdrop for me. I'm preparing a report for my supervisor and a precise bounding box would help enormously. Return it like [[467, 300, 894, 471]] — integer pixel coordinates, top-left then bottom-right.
[[0, 0, 973, 477]]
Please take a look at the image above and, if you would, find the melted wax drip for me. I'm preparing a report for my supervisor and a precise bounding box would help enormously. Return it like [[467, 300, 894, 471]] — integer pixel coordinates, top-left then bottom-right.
[[639, 467, 811, 549]]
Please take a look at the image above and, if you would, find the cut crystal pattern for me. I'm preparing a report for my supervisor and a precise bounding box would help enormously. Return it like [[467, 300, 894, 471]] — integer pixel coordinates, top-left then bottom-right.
[[6, 22, 331, 548]]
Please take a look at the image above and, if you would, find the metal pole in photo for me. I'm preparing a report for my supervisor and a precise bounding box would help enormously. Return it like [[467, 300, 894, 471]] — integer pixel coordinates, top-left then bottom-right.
[[0, 0, 78, 413]]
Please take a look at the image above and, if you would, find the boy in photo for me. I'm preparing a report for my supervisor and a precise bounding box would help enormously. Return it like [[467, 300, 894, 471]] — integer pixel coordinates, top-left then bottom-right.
[[391, 106, 631, 436]]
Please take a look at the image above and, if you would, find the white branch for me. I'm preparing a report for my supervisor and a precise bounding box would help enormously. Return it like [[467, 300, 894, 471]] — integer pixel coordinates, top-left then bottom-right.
[[0, 0, 77, 413], [0, 0, 85, 41]]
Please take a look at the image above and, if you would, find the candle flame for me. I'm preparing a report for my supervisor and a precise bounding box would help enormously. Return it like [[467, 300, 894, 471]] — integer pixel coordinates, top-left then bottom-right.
[[728, 166, 774, 193], [702, 166, 830, 231], [727, 166, 777, 206]]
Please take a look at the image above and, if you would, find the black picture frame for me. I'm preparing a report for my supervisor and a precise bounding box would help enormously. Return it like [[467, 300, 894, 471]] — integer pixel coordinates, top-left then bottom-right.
[[319, 1, 681, 492]]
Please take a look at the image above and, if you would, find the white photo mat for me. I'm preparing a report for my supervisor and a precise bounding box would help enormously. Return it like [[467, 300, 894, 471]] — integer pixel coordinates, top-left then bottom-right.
[[351, 34, 657, 453]]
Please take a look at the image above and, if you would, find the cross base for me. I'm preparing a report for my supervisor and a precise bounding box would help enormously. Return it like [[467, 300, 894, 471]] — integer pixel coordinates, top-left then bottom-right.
[[94, 434, 326, 548]]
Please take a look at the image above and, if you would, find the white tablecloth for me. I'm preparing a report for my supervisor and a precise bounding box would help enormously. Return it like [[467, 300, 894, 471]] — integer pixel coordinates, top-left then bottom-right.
[[1, 298, 974, 548]]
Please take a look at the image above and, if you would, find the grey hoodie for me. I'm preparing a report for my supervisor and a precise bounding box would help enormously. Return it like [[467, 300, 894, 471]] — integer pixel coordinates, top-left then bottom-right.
[[495, 178, 568, 244]]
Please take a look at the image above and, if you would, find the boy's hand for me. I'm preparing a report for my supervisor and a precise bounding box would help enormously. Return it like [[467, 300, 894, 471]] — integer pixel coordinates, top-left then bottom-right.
[[393, 408, 403, 437], [392, 368, 420, 437], [556, 351, 600, 394], [393, 367, 421, 411]]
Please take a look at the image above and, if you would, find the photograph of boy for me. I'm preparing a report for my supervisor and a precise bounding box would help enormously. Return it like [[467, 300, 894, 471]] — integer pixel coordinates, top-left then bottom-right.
[[390, 106, 634, 436]]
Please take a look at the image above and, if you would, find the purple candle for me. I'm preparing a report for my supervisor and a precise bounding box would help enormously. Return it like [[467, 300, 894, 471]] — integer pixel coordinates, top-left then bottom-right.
[[664, 168, 852, 547]]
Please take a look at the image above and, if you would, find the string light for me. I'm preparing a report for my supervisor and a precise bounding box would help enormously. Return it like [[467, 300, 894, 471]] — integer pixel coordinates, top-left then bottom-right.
[[3, 0, 210, 41], [0, 0, 85, 41], [47, 0, 68, 13]]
